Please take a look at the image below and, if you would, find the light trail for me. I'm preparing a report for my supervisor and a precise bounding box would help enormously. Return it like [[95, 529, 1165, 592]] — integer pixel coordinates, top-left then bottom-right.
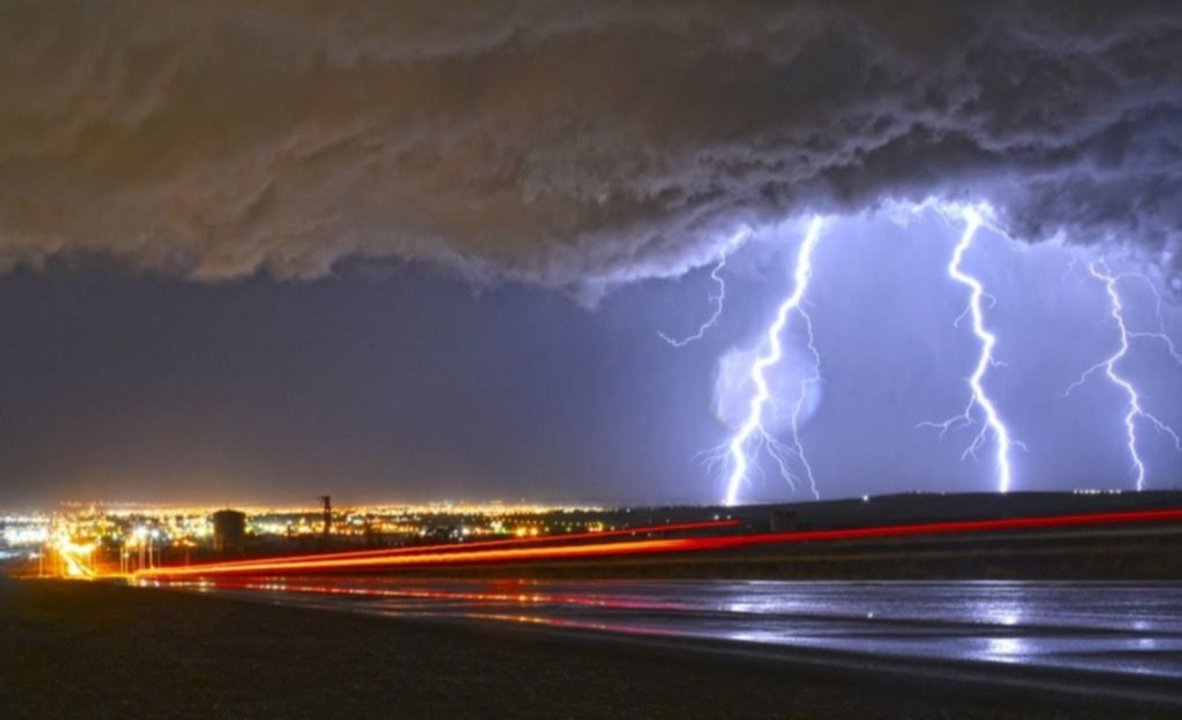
[[164, 579, 697, 615], [659, 228, 750, 347], [136, 507, 1182, 580], [134, 519, 741, 575], [138, 537, 697, 578], [920, 209, 1016, 493], [52, 531, 97, 579], [1065, 262, 1182, 490], [723, 217, 825, 507]]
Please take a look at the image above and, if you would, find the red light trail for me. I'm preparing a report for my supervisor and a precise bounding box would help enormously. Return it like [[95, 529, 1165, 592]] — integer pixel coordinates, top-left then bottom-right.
[[163, 578, 696, 615], [136, 507, 1182, 581], [137, 519, 740, 576]]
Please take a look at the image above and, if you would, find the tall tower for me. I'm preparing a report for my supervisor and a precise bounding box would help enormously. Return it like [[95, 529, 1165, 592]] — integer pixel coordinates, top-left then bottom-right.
[[318, 495, 332, 545]]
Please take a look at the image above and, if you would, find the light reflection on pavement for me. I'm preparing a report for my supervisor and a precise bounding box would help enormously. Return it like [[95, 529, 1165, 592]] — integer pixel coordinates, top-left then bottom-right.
[[162, 578, 1182, 681]]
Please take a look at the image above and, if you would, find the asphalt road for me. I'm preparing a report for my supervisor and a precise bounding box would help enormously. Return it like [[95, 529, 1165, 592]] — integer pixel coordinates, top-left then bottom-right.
[[171, 578, 1182, 702]]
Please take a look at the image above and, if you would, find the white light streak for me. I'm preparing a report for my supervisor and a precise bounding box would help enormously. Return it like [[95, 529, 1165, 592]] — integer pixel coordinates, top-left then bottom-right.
[[1123, 272, 1182, 367], [659, 228, 750, 347], [723, 218, 824, 507], [1065, 262, 1182, 490], [920, 209, 1017, 493]]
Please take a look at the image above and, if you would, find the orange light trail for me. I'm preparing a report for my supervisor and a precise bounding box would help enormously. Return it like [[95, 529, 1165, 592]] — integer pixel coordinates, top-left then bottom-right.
[[136, 519, 740, 576], [136, 507, 1182, 580], [176, 579, 693, 614], [140, 537, 694, 578], [52, 530, 98, 579]]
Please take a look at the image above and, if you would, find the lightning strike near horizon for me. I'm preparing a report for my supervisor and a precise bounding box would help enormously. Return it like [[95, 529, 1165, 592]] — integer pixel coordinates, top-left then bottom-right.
[[723, 218, 825, 507], [920, 209, 1017, 494], [659, 228, 750, 347], [1064, 262, 1182, 491]]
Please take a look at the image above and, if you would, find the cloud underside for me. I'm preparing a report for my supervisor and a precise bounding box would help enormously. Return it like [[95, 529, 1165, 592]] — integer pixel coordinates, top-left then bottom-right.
[[1, 1, 1179, 290]]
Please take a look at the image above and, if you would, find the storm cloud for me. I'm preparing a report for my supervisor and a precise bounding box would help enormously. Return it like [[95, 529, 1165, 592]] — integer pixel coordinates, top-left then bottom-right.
[[1, 0, 1180, 290]]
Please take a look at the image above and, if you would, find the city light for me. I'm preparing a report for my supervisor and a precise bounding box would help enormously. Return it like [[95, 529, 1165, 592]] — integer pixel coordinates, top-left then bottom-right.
[[137, 507, 1182, 580]]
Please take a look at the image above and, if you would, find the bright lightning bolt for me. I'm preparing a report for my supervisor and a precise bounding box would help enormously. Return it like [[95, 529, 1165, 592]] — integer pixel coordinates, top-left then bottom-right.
[[1068, 257, 1182, 366], [723, 217, 824, 507], [1124, 273, 1182, 368], [920, 209, 1017, 493], [1064, 262, 1182, 491], [789, 301, 822, 502], [659, 228, 750, 347]]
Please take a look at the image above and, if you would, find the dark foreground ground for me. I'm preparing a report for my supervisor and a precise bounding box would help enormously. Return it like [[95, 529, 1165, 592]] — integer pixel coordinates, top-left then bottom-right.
[[0, 577, 1175, 720]]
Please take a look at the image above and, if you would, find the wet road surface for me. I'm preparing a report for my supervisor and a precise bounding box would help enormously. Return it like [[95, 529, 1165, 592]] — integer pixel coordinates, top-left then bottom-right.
[[167, 578, 1182, 695]]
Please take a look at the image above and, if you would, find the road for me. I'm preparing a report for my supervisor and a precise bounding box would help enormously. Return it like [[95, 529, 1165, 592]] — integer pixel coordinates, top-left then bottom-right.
[[164, 578, 1182, 702]]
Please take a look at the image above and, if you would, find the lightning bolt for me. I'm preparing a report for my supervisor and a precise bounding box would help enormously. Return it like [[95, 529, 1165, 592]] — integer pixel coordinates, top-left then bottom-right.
[[1124, 272, 1182, 368], [659, 228, 750, 347], [1064, 262, 1182, 490], [723, 217, 824, 507], [920, 209, 1018, 493]]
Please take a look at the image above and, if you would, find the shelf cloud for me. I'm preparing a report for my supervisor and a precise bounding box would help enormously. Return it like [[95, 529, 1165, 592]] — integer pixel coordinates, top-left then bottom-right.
[[1, 1, 1179, 290]]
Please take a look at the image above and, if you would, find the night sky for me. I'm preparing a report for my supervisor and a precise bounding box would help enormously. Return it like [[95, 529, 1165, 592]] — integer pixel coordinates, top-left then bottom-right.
[[1, 2, 1180, 507]]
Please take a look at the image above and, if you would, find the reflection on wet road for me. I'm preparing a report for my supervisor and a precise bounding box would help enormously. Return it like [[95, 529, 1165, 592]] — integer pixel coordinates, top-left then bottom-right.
[[178, 578, 1182, 682]]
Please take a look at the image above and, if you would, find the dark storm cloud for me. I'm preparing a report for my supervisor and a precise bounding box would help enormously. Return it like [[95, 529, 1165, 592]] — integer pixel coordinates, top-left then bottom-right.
[[1, 0, 1180, 289]]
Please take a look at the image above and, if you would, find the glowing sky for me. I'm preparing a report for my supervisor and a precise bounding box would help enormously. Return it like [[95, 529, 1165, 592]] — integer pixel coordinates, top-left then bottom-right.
[[0, 2, 1180, 505], [2, 209, 1178, 506]]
